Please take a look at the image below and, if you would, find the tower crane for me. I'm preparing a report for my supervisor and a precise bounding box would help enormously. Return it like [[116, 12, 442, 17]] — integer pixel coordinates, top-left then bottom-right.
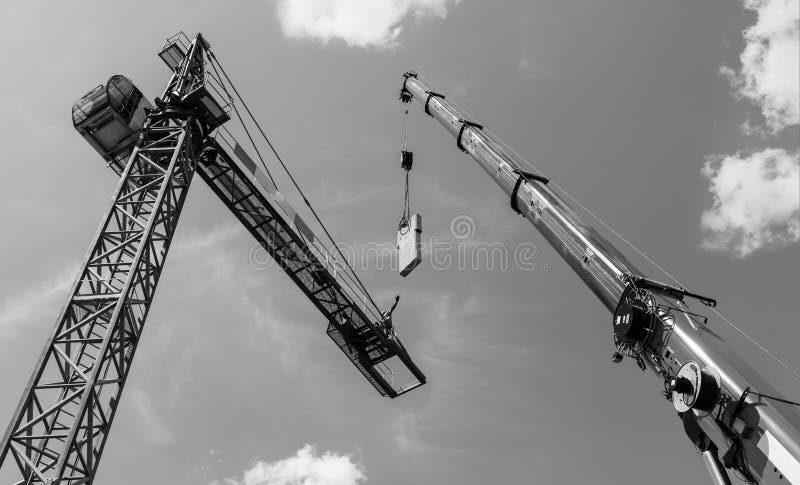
[[0, 32, 426, 485], [399, 72, 800, 485]]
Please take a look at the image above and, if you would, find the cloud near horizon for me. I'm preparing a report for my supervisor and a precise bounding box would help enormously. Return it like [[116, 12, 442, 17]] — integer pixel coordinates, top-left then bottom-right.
[[216, 445, 366, 485], [275, 0, 460, 49]]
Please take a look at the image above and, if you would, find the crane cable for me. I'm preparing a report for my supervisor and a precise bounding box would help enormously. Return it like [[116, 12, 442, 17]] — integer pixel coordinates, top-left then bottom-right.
[[399, 107, 412, 232], [206, 51, 380, 314], [415, 72, 800, 384]]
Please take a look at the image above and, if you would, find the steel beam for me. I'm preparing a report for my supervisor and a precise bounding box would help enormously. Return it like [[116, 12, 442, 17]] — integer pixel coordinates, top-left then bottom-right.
[[195, 140, 426, 397]]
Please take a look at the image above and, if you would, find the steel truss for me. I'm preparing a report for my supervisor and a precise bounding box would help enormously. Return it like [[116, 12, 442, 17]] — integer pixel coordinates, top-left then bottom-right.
[[196, 140, 425, 397], [0, 112, 202, 484]]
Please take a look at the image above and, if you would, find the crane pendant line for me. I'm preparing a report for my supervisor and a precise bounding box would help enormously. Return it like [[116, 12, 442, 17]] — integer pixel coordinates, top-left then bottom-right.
[[75, 88, 427, 396], [195, 138, 426, 397]]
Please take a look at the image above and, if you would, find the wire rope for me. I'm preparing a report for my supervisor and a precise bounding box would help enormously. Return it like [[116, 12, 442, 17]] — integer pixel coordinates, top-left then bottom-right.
[[207, 51, 380, 314], [399, 107, 412, 229]]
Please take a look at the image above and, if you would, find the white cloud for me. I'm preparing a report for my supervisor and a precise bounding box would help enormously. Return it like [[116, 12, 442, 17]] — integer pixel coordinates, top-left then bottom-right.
[[275, 0, 460, 49], [702, 1, 799, 256], [722, 0, 799, 132], [219, 445, 365, 485], [701, 148, 800, 257]]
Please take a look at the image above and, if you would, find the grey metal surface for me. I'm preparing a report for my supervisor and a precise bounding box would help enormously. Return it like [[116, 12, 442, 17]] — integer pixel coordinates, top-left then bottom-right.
[[404, 73, 800, 484]]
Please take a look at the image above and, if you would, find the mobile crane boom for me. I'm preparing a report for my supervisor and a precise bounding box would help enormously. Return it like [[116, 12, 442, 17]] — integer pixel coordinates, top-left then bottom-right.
[[400, 72, 800, 484]]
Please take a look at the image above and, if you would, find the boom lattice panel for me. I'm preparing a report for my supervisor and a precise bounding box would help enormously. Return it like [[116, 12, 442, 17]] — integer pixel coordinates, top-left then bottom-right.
[[196, 141, 425, 397], [0, 114, 201, 484]]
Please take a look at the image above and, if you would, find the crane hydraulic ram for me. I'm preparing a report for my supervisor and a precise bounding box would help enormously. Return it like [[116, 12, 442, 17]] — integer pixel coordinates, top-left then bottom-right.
[[400, 72, 800, 485]]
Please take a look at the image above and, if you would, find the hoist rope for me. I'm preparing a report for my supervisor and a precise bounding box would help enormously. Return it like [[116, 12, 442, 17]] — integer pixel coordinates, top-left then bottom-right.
[[415, 72, 800, 384], [206, 51, 380, 315], [403, 105, 409, 152], [399, 107, 412, 230]]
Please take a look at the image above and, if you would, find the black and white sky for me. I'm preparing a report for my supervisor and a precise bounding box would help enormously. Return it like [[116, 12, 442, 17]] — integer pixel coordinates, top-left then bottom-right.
[[0, 1, 798, 484]]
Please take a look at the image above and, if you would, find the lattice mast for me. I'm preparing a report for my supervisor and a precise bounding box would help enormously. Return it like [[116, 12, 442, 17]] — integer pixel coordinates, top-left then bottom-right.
[[0, 34, 220, 484], [401, 72, 800, 485]]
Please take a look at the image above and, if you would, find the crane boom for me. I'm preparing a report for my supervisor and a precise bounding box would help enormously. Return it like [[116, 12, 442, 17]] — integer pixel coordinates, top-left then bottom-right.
[[401, 72, 800, 484]]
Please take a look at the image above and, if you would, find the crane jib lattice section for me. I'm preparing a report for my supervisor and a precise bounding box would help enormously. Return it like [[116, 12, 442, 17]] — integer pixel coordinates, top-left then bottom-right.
[[0, 114, 200, 484], [196, 141, 426, 398]]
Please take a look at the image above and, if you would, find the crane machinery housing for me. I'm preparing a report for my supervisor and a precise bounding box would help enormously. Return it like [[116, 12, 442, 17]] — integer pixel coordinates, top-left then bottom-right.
[[0, 33, 426, 485], [399, 72, 800, 485]]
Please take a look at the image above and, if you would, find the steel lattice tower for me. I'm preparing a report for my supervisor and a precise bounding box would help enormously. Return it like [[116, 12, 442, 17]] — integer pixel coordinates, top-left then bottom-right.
[[0, 36, 211, 485]]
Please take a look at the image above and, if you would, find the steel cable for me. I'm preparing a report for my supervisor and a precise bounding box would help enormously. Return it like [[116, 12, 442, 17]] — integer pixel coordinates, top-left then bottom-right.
[[207, 51, 380, 314]]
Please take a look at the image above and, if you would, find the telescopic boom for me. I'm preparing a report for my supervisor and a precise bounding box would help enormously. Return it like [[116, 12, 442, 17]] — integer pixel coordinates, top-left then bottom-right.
[[401, 72, 800, 485]]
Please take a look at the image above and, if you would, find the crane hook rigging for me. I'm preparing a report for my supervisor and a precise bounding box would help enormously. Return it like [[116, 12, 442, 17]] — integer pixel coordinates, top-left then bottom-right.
[[397, 77, 422, 277]]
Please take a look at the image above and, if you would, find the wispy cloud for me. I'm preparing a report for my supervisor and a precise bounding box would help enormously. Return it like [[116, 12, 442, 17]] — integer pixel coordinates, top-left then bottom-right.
[[701, 149, 799, 257], [517, 46, 557, 81], [214, 444, 365, 485], [392, 291, 544, 454], [275, 0, 461, 49], [0, 263, 77, 340], [128, 388, 175, 446], [721, 0, 799, 132], [154, 223, 321, 409]]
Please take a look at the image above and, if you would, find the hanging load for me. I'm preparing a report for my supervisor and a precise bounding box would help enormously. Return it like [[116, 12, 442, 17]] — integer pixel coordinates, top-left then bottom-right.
[[398, 213, 422, 276], [397, 80, 422, 277]]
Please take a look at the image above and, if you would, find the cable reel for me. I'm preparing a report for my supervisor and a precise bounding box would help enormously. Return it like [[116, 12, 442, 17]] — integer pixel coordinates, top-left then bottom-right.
[[669, 362, 721, 416], [611, 285, 658, 366]]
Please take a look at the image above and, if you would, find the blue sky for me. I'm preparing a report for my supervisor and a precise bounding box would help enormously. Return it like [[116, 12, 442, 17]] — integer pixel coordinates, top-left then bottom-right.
[[0, 1, 798, 484]]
